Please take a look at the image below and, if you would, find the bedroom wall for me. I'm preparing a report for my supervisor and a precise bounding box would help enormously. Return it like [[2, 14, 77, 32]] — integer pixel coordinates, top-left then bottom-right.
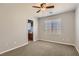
[[0, 3, 36, 53], [38, 11, 75, 45], [33, 18, 38, 41], [75, 5, 79, 52]]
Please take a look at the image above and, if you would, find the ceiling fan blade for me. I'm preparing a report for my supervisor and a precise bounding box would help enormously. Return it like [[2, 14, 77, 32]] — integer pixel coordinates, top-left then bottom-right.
[[36, 10, 41, 13], [46, 5, 54, 8], [32, 6, 40, 8]]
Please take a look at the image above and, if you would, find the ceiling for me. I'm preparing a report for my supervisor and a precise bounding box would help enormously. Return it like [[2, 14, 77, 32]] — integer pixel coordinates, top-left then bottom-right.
[[26, 3, 78, 18]]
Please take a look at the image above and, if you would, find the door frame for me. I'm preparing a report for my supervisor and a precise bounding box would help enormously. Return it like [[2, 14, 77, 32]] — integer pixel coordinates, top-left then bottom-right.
[[27, 17, 38, 42]]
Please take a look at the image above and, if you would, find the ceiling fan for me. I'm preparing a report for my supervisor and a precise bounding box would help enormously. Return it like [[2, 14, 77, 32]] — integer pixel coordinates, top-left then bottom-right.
[[32, 3, 54, 13]]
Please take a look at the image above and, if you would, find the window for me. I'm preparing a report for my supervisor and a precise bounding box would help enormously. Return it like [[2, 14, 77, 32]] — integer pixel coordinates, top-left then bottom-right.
[[45, 18, 62, 34]]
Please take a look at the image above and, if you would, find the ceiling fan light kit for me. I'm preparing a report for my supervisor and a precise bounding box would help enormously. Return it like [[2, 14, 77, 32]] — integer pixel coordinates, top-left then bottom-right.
[[41, 8, 46, 11], [32, 3, 54, 13]]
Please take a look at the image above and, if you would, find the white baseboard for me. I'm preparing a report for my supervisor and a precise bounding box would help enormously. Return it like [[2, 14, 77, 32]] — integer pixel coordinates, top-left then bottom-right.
[[0, 42, 28, 55], [39, 39, 75, 46], [39, 39, 79, 53], [0, 39, 77, 55]]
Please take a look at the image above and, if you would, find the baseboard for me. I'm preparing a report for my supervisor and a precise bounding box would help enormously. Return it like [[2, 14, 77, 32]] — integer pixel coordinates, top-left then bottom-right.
[[0, 42, 28, 55], [39, 39, 75, 46], [0, 39, 77, 55]]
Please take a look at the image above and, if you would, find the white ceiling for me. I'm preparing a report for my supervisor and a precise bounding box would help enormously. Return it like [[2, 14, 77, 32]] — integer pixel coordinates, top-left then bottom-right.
[[25, 3, 79, 18]]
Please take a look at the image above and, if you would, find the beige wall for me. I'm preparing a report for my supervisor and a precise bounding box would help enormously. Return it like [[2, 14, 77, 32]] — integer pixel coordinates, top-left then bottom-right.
[[75, 5, 79, 52], [0, 4, 31, 53], [38, 11, 75, 45], [33, 18, 39, 41]]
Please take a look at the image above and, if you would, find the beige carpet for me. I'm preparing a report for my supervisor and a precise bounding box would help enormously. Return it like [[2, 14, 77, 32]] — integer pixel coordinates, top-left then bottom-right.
[[0, 40, 79, 56]]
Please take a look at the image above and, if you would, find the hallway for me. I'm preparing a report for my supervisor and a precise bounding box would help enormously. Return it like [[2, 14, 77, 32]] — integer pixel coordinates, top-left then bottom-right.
[[1, 40, 79, 56]]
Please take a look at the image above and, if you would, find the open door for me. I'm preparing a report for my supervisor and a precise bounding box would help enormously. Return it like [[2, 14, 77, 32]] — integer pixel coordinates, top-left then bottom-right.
[[28, 20, 33, 42]]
